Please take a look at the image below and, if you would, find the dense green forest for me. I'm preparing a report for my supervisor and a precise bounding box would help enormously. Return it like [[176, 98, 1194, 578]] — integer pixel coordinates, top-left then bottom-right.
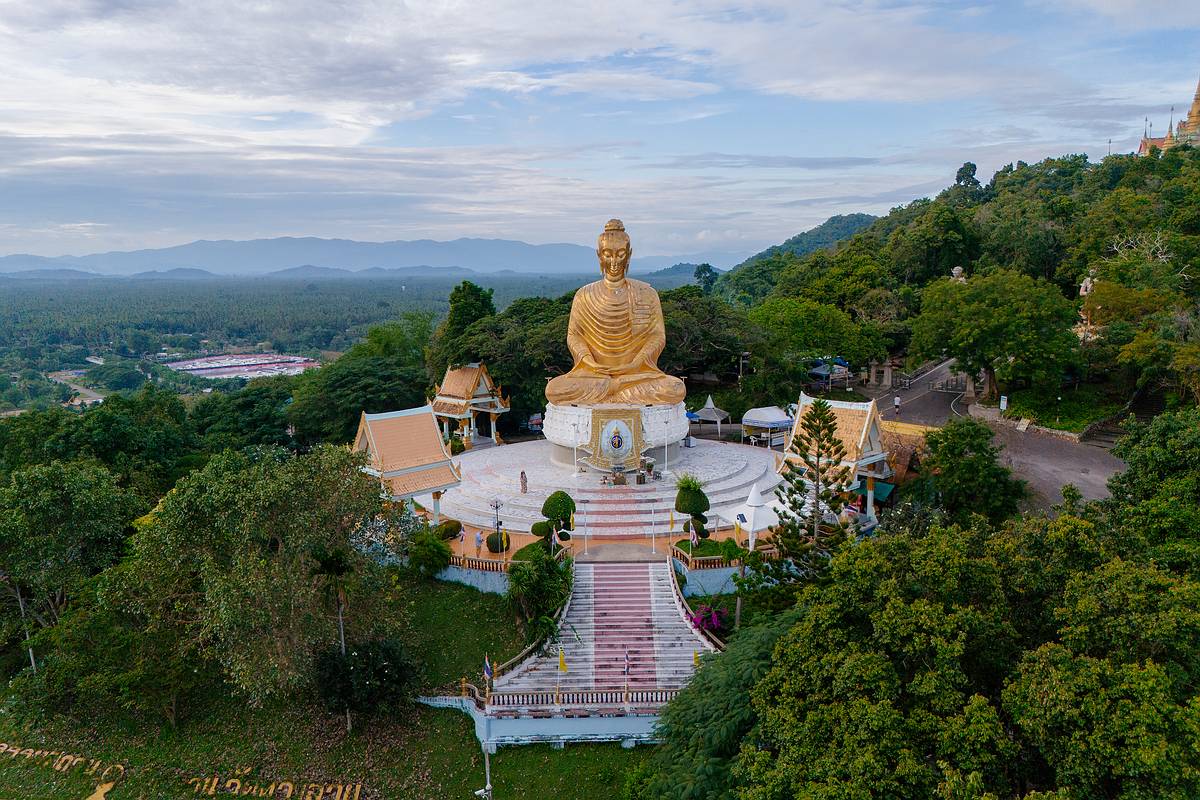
[[2, 147, 1200, 798]]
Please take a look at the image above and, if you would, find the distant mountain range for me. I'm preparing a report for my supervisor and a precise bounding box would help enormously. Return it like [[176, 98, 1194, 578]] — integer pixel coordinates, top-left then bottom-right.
[[0, 236, 748, 277]]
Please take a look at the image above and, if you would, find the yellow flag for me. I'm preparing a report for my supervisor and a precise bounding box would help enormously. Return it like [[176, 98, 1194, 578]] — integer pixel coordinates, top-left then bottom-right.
[[570, 512, 575, 530], [734, 519, 742, 540], [693, 650, 700, 667], [669, 510, 675, 531], [558, 646, 568, 673]]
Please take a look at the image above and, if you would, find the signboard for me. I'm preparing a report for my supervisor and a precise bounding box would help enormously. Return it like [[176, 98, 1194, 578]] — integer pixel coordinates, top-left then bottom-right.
[[999, 395, 1008, 412]]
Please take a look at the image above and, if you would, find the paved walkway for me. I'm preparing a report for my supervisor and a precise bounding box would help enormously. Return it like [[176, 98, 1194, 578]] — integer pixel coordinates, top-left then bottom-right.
[[430, 438, 781, 537]]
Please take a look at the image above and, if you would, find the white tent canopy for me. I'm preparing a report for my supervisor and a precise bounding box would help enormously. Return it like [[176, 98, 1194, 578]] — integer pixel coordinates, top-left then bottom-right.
[[741, 406, 793, 448], [692, 394, 730, 438]]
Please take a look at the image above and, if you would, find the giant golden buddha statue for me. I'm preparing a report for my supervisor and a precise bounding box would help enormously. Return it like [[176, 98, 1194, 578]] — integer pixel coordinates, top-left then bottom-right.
[[546, 219, 686, 406]]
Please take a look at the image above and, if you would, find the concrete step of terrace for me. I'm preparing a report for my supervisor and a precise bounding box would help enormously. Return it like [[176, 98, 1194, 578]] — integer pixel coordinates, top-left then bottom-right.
[[492, 561, 714, 705]]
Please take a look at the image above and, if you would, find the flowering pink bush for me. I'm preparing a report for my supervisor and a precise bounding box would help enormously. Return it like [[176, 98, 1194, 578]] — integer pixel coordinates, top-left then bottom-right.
[[688, 604, 728, 634]]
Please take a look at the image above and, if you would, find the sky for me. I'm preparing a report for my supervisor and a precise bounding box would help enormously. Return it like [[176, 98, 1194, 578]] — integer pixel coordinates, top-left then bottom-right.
[[0, 0, 1198, 263]]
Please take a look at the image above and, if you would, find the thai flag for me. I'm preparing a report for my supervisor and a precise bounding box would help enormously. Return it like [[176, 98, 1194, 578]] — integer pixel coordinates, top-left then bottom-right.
[[483, 653, 493, 682], [623, 649, 631, 676]]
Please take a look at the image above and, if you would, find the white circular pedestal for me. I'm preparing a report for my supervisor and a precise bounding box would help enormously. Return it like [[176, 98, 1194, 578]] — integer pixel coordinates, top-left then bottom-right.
[[544, 402, 689, 472]]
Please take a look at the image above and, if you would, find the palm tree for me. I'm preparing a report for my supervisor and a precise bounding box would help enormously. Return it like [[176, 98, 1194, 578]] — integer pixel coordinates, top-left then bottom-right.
[[311, 545, 355, 731]]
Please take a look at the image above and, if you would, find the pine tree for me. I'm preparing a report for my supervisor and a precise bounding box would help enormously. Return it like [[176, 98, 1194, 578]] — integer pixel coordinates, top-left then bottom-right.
[[772, 398, 852, 578]]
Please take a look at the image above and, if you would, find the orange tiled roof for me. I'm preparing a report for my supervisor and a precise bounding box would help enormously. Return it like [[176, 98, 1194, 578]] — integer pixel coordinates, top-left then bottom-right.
[[355, 406, 454, 475], [879, 419, 934, 484], [431, 397, 471, 417], [384, 463, 461, 497], [785, 393, 883, 466], [439, 364, 485, 399], [433, 362, 509, 416]]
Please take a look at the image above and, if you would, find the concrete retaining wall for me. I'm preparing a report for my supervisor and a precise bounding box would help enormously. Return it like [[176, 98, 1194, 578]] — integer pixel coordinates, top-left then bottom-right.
[[968, 403, 1083, 442], [419, 696, 660, 751], [673, 559, 739, 596], [436, 564, 509, 595]]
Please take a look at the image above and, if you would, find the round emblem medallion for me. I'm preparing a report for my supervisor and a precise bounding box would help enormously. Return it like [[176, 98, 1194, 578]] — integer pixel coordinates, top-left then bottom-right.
[[610, 431, 624, 450]]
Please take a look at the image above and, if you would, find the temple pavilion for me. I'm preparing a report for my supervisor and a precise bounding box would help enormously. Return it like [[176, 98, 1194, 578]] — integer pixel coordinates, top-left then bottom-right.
[[781, 393, 891, 523], [431, 362, 510, 445], [354, 406, 461, 524], [1139, 73, 1200, 154]]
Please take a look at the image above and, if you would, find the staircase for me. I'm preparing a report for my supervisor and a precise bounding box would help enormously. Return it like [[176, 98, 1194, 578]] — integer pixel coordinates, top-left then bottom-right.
[[1083, 393, 1166, 450], [490, 561, 712, 713]]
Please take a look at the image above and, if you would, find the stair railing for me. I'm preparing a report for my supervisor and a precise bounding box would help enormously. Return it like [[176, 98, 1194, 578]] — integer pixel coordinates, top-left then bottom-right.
[[490, 558, 576, 685]]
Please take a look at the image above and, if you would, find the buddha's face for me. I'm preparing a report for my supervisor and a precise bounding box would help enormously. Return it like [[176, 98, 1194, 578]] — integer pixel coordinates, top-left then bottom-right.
[[597, 235, 631, 282]]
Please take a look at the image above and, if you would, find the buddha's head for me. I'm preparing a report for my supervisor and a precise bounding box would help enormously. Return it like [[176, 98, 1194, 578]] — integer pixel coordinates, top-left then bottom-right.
[[597, 219, 632, 283]]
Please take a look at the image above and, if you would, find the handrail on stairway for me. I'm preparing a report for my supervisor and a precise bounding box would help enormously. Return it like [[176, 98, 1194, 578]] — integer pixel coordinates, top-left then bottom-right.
[[667, 559, 726, 651], [491, 556, 576, 682]]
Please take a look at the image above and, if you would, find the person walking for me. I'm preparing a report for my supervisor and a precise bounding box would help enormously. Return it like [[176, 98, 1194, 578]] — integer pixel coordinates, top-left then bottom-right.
[[520, 470, 528, 494], [893, 395, 901, 416], [475, 529, 483, 558]]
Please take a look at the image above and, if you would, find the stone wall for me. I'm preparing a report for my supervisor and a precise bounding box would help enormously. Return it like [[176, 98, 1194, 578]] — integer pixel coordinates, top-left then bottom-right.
[[673, 559, 739, 596], [968, 403, 1083, 442], [436, 564, 509, 595]]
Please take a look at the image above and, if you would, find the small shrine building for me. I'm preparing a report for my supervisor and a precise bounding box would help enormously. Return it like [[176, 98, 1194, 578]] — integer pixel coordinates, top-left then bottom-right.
[[782, 393, 890, 523], [431, 362, 510, 445], [354, 405, 461, 523]]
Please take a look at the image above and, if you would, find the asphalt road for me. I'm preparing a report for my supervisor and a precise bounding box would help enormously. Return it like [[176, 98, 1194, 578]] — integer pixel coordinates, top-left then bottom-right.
[[861, 361, 1125, 509]]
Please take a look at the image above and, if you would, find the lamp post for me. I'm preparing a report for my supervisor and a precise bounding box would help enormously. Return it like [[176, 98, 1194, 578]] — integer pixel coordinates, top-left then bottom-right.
[[572, 421, 579, 474], [663, 418, 671, 477], [489, 498, 503, 552], [475, 746, 493, 800]]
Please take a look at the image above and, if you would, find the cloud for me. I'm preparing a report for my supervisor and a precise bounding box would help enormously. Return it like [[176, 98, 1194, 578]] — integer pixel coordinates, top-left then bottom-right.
[[1031, 0, 1200, 27], [648, 153, 881, 170], [0, 1, 1196, 257]]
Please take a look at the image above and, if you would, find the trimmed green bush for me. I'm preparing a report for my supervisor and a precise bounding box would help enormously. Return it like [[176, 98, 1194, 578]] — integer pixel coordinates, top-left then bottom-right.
[[541, 490, 576, 530], [486, 530, 510, 553], [434, 519, 463, 540], [675, 473, 711, 538], [449, 437, 465, 455], [530, 520, 552, 539], [409, 528, 451, 577]]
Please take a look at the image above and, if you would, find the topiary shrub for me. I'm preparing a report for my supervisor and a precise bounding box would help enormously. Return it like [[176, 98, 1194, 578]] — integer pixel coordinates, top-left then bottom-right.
[[435, 519, 463, 540], [541, 491, 576, 531], [530, 520, 553, 539], [486, 530, 510, 553], [315, 639, 417, 713], [409, 528, 451, 577], [675, 473, 711, 538]]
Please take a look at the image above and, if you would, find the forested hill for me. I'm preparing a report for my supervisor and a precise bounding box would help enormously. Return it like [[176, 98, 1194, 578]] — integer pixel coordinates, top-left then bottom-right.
[[716, 213, 876, 303]]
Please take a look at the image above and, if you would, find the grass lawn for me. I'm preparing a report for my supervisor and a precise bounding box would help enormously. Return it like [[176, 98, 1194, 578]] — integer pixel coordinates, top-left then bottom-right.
[[1001, 384, 1125, 433], [673, 538, 725, 558], [0, 701, 645, 800], [392, 567, 523, 692], [0, 568, 647, 799]]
